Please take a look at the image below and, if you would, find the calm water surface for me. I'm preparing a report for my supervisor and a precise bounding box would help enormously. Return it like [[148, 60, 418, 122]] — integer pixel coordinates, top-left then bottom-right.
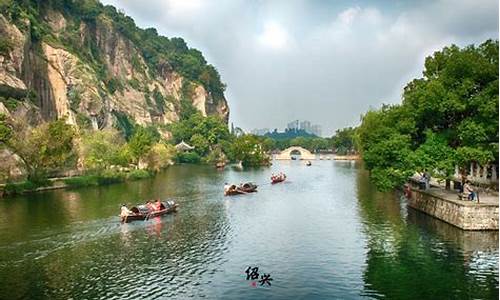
[[0, 161, 498, 299]]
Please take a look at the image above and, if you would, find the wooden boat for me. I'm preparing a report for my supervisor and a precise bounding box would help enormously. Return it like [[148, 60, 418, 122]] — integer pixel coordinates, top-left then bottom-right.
[[271, 175, 286, 184], [240, 182, 258, 192], [121, 201, 178, 223], [224, 182, 258, 196], [225, 189, 247, 196]]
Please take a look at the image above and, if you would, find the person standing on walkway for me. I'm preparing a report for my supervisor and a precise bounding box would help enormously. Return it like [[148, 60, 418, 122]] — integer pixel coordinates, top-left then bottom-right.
[[463, 181, 476, 201], [424, 169, 431, 190]]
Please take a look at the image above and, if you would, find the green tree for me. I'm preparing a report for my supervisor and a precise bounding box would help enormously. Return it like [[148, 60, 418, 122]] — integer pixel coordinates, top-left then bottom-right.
[[331, 127, 357, 154], [80, 129, 127, 170], [229, 135, 270, 167], [127, 126, 160, 162], [4, 118, 77, 181], [413, 131, 456, 188], [169, 112, 231, 159], [357, 40, 498, 190], [143, 143, 175, 172]]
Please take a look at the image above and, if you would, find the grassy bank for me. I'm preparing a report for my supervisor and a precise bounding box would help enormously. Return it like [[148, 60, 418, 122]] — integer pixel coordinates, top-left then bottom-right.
[[1, 169, 153, 196]]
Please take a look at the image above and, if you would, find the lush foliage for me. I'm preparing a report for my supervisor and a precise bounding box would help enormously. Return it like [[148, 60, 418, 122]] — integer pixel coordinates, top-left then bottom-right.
[[169, 112, 231, 157], [331, 127, 357, 155], [142, 143, 175, 172], [80, 129, 128, 170], [0, 115, 175, 185], [228, 135, 270, 167], [0, 117, 77, 181], [357, 40, 499, 190], [127, 126, 160, 162], [264, 128, 317, 140], [174, 151, 201, 164]]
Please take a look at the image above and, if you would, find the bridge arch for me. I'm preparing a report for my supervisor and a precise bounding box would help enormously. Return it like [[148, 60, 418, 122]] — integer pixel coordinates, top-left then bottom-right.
[[274, 146, 316, 160]]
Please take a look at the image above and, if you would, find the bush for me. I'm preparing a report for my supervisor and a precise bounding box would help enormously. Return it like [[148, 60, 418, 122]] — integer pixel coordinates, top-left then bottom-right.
[[97, 170, 126, 185], [128, 169, 151, 180], [63, 175, 99, 188], [0, 36, 13, 56], [63, 169, 151, 190], [174, 151, 201, 164], [142, 143, 175, 171], [4, 180, 47, 195]]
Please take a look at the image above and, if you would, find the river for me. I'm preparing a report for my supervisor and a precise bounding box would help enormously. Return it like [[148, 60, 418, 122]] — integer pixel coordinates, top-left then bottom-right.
[[0, 161, 497, 299]]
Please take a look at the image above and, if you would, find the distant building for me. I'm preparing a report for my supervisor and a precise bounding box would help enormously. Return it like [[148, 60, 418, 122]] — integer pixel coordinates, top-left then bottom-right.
[[285, 119, 322, 137], [251, 128, 270, 136], [299, 120, 311, 133], [287, 120, 299, 131], [311, 125, 322, 137]]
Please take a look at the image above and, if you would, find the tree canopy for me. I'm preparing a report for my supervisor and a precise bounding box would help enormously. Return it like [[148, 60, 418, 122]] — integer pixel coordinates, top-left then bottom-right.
[[357, 40, 499, 190]]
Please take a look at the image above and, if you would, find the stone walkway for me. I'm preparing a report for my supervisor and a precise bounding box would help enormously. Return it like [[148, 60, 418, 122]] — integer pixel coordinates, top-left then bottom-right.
[[424, 182, 499, 206]]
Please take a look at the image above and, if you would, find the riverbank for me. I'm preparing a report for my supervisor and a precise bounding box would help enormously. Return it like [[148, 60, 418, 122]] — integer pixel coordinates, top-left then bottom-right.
[[0, 169, 152, 197], [407, 185, 499, 230]]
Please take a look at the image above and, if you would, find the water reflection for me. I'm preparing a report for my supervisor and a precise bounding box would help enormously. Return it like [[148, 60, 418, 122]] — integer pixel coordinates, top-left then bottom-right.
[[356, 165, 499, 299], [0, 163, 497, 299]]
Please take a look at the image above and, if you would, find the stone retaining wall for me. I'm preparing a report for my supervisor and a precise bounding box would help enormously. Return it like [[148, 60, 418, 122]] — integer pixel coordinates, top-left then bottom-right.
[[408, 188, 498, 230]]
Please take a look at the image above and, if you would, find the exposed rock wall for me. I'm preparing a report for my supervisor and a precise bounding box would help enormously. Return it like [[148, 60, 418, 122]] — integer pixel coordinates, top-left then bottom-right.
[[0, 9, 229, 130]]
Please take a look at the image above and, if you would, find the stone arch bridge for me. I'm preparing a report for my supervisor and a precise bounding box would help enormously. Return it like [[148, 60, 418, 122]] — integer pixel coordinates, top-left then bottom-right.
[[274, 146, 316, 160]]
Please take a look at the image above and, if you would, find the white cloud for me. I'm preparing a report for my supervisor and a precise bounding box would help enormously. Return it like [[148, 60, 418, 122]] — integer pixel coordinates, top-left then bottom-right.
[[338, 6, 361, 27], [257, 21, 292, 51]]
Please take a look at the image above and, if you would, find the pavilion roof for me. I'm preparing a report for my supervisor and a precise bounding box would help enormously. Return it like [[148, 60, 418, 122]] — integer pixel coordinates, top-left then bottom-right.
[[175, 140, 195, 151]]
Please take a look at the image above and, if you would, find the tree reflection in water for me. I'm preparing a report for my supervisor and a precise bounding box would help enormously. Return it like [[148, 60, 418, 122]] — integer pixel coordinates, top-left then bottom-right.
[[356, 166, 499, 299]]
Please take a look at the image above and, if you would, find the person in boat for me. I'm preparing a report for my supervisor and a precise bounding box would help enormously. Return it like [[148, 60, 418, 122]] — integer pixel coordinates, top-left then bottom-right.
[[224, 183, 231, 194], [224, 184, 237, 195], [155, 199, 163, 211], [120, 204, 132, 222], [146, 201, 155, 213]]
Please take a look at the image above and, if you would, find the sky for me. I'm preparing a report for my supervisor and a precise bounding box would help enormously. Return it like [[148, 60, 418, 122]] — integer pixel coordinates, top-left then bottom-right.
[[102, 0, 498, 136]]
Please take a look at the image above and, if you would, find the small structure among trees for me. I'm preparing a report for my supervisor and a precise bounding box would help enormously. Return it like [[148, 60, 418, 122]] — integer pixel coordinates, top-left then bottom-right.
[[175, 141, 195, 152]]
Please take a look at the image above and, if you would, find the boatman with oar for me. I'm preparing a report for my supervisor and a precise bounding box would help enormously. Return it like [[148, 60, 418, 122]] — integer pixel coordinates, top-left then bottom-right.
[[120, 204, 132, 223]]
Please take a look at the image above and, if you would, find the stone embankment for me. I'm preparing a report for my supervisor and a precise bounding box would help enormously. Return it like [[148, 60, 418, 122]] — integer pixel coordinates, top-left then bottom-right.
[[407, 185, 498, 230]]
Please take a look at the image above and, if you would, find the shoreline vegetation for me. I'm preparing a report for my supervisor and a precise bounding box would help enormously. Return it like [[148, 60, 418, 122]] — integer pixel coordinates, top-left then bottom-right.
[[0, 169, 152, 196], [0, 154, 361, 197], [356, 40, 498, 191], [0, 96, 357, 197]]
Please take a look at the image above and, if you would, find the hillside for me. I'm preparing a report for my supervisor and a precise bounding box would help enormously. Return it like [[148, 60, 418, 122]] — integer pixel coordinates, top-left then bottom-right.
[[0, 0, 229, 137]]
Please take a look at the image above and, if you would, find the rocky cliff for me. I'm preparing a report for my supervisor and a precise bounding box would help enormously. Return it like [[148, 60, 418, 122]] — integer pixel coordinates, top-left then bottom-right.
[[0, 0, 229, 136]]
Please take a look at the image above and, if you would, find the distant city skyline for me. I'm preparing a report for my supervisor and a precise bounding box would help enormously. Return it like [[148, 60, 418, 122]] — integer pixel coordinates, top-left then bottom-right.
[[251, 119, 323, 137]]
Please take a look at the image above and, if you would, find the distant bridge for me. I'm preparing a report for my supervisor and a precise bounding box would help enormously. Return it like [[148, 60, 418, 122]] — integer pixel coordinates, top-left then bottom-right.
[[274, 146, 316, 160]]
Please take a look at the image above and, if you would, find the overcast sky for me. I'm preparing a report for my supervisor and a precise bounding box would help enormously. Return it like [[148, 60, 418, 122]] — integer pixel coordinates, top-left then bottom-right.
[[102, 0, 498, 136]]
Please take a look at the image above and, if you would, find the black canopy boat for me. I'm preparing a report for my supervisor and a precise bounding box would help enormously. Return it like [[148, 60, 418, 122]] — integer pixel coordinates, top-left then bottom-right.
[[121, 200, 178, 223], [224, 182, 258, 196]]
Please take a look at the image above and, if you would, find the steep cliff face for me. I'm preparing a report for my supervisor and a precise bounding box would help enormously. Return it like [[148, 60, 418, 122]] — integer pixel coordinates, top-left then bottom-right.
[[0, 1, 229, 134]]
